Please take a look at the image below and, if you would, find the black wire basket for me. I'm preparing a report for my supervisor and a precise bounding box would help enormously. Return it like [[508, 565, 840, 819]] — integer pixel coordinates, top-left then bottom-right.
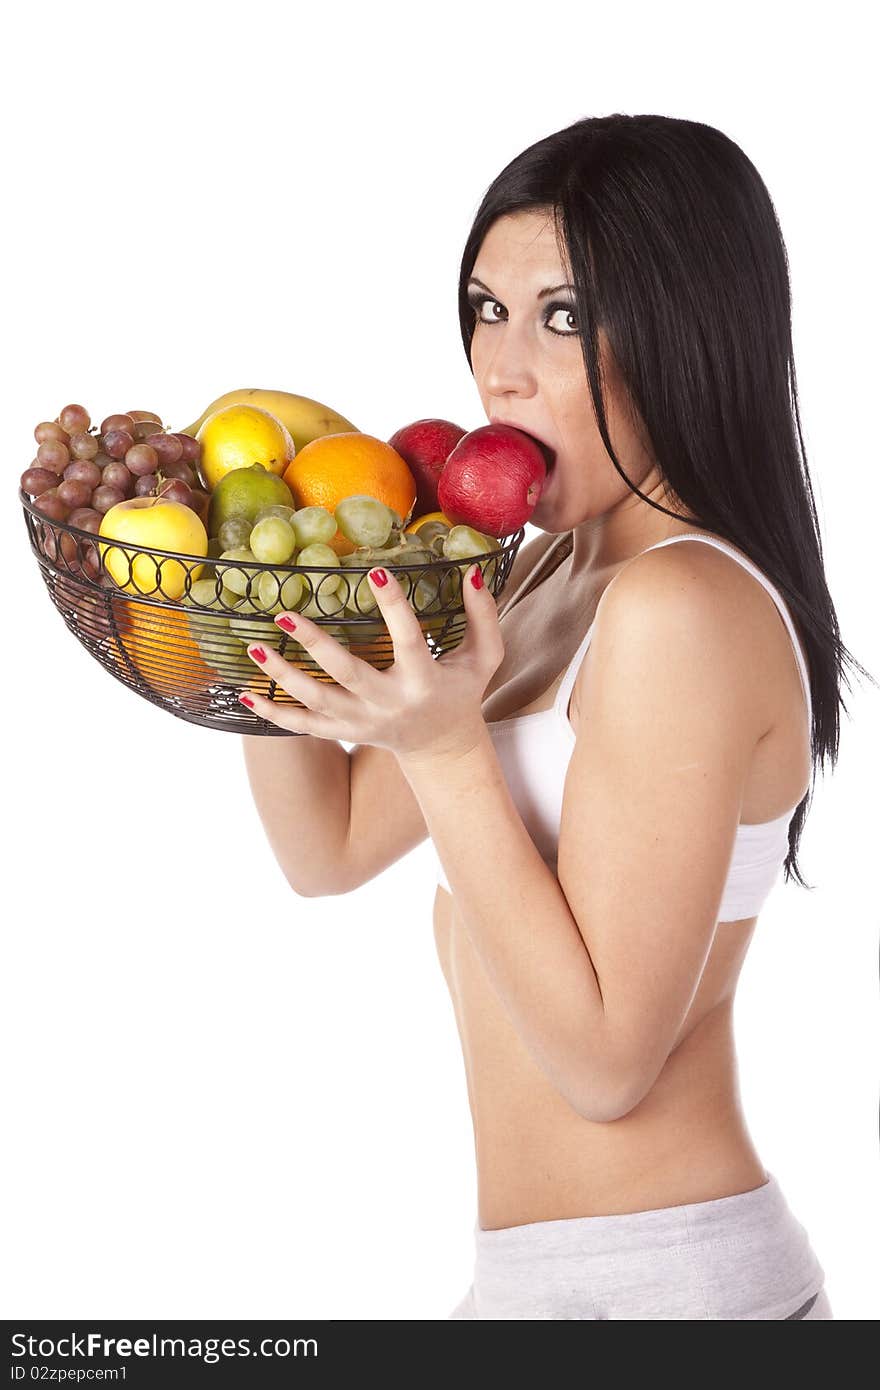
[[21, 487, 524, 734]]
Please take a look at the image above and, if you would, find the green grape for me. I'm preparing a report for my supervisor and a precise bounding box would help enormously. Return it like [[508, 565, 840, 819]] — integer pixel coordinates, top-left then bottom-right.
[[440, 568, 462, 606], [250, 516, 297, 564], [228, 598, 285, 648], [197, 631, 255, 681], [409, 519, 449, 550], [185, 578, 223, 606], [217, 547, 257, 598], [297, 543, 342, 599], [299, 589, 347, 620], [291, 505, 337, 547], [256, 569, 305, 613], [180, 577, 236, 638], [335, 495, 395, 548], [442, 525, 498, 561], [254, 503, 296, 525], [219, 585, 244, 611], [413, 572, 441, 612], [218, 515, 253, 551], [342, 571, 379, 615]]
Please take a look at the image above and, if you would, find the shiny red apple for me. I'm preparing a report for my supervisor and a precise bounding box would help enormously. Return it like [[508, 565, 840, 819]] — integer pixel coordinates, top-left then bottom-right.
[[437, 424, 548, 537], [387, 418, 467, 518]]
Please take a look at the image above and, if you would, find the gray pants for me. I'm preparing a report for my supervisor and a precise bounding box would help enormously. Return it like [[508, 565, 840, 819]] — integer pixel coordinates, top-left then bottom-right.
[[449, 1172, 832, 1319]]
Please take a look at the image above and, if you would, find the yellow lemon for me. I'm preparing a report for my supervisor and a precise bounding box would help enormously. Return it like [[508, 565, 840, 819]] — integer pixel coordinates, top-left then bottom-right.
[[197, 404, 296, 491]]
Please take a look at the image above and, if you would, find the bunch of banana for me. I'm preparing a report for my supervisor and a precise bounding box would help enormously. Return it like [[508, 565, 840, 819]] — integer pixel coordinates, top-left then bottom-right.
[[178, 388, 359, 454]]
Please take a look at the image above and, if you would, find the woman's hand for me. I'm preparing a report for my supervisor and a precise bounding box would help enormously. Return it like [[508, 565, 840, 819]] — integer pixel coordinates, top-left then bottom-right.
[[238, 564, 504, 763]]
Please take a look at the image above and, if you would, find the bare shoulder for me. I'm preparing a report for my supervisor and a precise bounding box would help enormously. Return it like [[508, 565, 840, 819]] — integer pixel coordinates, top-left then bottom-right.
[[582, 537, 778, 742]]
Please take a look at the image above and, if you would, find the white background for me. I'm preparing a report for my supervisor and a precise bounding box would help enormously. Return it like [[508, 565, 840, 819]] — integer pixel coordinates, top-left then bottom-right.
[[2, 0, 877, 1322]]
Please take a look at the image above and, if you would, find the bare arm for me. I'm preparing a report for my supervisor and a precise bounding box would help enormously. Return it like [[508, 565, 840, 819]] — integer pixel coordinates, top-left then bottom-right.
[[242, 735, 429, 897]]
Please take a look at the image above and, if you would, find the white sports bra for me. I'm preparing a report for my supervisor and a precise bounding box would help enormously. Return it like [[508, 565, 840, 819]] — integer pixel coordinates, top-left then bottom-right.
[[434, 533, 813, 923]]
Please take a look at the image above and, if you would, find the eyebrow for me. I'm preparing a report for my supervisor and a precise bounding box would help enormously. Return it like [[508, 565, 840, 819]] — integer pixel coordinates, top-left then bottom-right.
[[467, 276, 575, 300]]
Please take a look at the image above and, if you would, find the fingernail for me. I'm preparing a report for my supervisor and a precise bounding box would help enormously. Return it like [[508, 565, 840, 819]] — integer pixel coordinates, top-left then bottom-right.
[[470, 566, 483, 590], [370, 568, 388, 586], [240, 693, 255, 708], [249, 646, 267, 663], [275, 615, 297, 633]]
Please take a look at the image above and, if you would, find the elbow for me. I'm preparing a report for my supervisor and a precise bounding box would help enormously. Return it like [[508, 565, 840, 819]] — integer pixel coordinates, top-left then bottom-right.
[[284, 871, 357, 899], [571, 1061, 653, 1125]]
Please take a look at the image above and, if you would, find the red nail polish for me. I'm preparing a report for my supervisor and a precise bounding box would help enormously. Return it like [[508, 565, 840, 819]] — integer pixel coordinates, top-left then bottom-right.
[[250, 645, 267, 663], [276, 615, 297, 633], [470, 567, 483, 590], [240, 694, 255, 708], [370, 568, 388, 586]]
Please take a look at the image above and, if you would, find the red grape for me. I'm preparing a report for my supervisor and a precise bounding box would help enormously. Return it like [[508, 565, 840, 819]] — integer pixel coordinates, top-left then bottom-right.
[[158, 459, 196, 486], [156, 477, 193, 507], [40, 530, 59, 562], [127, 410, 162, 425], [101, 461, 134, 495], [82, 545, 102, 580], [102, 428, 134, 459], [133, 419, 160, 442], [34, 488, 71, 522], [189, 489, 211, 526], [63, 458, 102, 489], [145, 431, 183, 465], [21, 466, 60, 496], [59, 404, 90, 434], [37, 439, 70, 473], [173, 433, 202, 463], [59, 530, 81, 566], [57, 479, 94, 510], [135, 473, 158, 496], [125, 442, 159, 476], [92, 485, 126, 514], [69, 431, 100, 460], [67, 508, 102, 532], [72, 587, 114, 640], [35, 421, 70, 446], [100, 413, 135, 435]]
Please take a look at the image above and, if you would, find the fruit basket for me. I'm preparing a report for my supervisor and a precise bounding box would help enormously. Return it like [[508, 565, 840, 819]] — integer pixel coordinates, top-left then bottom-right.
[[21, 488, 524, 735]]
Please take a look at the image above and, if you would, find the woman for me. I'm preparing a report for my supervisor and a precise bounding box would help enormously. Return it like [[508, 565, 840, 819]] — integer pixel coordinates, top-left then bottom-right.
[[241, 114, 871, 1318]]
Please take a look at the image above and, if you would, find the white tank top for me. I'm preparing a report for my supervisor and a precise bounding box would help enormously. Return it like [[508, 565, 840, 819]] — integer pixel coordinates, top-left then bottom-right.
[[434, 533, 813, 923]]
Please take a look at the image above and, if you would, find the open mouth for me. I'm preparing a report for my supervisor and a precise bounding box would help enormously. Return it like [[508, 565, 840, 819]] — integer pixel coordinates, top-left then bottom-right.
[[525, 434, 556, 471]]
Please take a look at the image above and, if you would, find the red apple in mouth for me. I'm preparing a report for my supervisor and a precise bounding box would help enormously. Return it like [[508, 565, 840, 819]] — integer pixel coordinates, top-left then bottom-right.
[[437, 423, 550, 537], [387, 418, 467, 517]]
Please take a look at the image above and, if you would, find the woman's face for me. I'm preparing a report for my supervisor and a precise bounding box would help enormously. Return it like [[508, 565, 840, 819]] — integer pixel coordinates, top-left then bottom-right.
[[467, 209, 662, 533]]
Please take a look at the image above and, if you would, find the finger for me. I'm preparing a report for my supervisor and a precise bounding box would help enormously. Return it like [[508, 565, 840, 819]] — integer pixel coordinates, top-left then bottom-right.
[[366, 567, 431, 659], [456, 562, 503, 663], [238, 686, 336, 737], [271, 611, 385, 699], [244, 635, 352, 720]]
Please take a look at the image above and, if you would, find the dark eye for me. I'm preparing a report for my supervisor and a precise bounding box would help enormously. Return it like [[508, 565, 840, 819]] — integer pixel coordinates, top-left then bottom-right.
[[468, 293, 504, 325], [545, 303, 579, 337], [467, 293, 579, 337]]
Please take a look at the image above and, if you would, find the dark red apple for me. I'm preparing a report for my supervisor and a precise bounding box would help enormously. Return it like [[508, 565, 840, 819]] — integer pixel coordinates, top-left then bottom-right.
[[437, 424, 548, 537], [387, 418, 467, 518]]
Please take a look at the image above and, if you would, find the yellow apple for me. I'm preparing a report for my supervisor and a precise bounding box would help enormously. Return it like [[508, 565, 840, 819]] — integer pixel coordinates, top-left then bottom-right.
[[99, 497, 208, 600]]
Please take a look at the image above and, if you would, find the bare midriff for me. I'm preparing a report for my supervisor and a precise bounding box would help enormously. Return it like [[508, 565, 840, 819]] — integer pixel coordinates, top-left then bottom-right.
[[433, 881, 767, 1231]]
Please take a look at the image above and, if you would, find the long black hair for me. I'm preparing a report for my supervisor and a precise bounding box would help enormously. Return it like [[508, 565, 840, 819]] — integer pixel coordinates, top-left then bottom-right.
[[458, 113, 875, 890]]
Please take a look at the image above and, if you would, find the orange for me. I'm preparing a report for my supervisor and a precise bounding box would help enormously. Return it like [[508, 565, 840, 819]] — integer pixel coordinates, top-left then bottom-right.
[[406, 510, 454, 533], [111, 598, 214, 698], [282, 433, 417, 557]]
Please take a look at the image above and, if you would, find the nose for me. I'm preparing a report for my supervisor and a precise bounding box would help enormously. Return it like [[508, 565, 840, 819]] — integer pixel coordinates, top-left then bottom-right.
[[476, 319, 538, 402]]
